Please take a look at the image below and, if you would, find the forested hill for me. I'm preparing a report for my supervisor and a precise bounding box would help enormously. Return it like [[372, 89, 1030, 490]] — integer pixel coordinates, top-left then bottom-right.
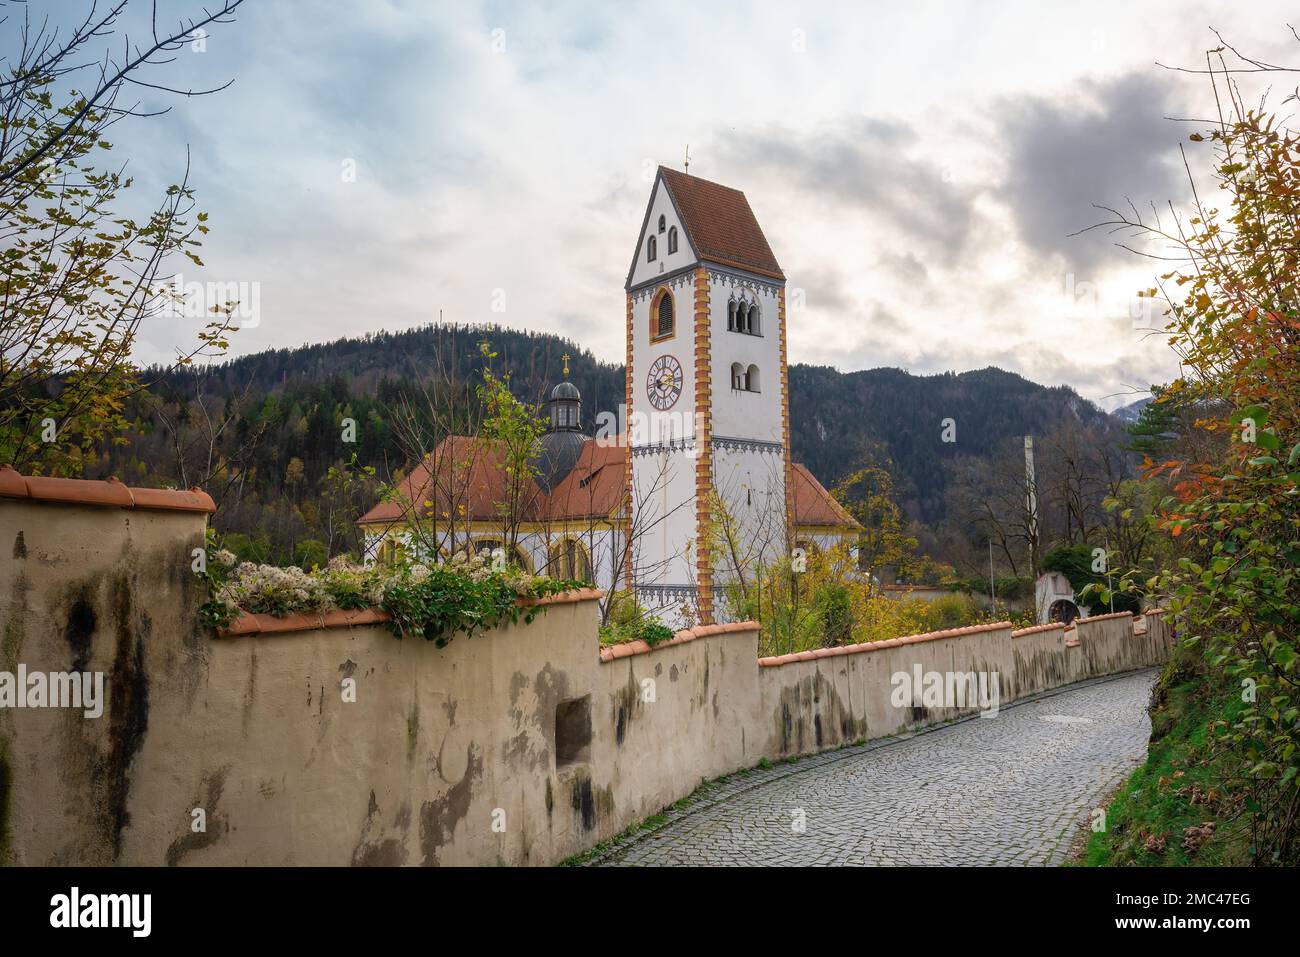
[[788, 364, 1120, 522], [139, 323, 1121, 532]]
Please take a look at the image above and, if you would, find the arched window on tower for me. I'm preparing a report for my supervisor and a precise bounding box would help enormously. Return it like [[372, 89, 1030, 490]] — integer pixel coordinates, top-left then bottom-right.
[[647, 235, 657, 262], [667, 226, 678, 254], [747, 303, 760, 335], [731, 362, 744, 390], [746, 364, 761, 392], [653, 289, 674, 339], [658, 214, 666, 233]]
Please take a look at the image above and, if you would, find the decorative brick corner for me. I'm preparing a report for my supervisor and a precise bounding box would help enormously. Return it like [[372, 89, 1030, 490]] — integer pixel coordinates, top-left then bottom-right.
[[692, 266, 714, 623]]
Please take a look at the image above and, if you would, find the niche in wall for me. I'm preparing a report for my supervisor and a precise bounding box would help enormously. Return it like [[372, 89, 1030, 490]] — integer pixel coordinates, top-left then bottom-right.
[[555, 695, 592, 769]]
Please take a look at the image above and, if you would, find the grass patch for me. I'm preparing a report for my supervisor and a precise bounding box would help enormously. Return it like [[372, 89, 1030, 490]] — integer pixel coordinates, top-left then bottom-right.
[[1081, 656, 1253, 866]]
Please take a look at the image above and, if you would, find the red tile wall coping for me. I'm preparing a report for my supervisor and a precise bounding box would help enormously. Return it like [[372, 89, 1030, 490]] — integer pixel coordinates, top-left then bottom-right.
[[221, 608, 392, 637], [1074, 611, 1140, 625], [598, 620, 758, 662], [0, 466, 215, 513], [757, 620, 1014, 668], [517, 587, 604, 608], [219, 588, 606, 638], [1011, 622, 1066, 638], [1015, 609, 1163, 639]]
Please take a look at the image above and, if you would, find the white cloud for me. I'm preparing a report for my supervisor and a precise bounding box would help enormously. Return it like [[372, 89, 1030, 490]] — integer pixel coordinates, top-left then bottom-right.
[[51, 0, 1295, 401]]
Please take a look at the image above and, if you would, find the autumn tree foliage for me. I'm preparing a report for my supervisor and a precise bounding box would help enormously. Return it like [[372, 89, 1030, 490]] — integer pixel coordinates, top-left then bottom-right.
[[1095, 40, 1300, 863], [0, 2, 244, 475]]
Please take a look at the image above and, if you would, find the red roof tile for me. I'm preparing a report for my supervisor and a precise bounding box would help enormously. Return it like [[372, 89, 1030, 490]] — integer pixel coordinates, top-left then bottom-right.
[[357, 435, 547, 527], [656, 167, 784, 281], [359, 436, 856, 535], [542, 439, 628, 522], [790, 463, 860, 529]]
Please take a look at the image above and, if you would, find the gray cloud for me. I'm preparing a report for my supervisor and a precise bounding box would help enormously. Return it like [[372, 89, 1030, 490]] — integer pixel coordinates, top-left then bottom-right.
[[997, 71, 1188, 273], [710, 118, 980, 258]]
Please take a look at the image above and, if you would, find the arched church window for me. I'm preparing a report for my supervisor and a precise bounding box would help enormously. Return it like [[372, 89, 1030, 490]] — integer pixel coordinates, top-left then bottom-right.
[[549, 538, 592, 582], [647, 235, 657, 262], [731, 362, 744, 390], [747, 303, 760, 335], [746, 364, 760, 391], [654, 289, 674, 339], [658, 215, 666, 233], [728, 298, 737, 331], [667, 226, 678, 254]]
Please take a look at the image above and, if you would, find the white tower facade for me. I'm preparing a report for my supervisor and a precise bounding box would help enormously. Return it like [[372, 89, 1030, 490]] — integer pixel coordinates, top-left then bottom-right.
[[624, 167, 790, 626]]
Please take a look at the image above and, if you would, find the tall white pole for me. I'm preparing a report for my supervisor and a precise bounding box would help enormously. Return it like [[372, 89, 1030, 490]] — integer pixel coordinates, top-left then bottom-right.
[[988, 537, 995, 605], [1024, 436, 1038, 576]]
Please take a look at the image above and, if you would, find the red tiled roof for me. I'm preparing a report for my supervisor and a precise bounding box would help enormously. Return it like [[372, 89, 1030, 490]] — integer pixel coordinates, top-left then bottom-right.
[[543, 439, 628, 522], [356, 435, 547, 526], [790, 463, 860, 529], [356, 435, 628, 527], [358, 437, 856, 532], [657, 167, 784, 281]]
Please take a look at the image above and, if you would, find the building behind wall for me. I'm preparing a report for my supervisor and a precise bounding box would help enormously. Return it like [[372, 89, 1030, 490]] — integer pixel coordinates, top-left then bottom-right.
[[359, 167, 861, 623]]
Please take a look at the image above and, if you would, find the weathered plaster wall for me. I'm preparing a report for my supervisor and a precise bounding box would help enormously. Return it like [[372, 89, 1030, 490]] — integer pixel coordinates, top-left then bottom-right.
[[758, 623, 1018, 757], [0, 497, 208, 866], [0, 493, 1174, 867]]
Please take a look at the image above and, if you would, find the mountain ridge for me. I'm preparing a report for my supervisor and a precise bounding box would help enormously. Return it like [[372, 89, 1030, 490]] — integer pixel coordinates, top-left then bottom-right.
[[148, 323, 1123, 526]]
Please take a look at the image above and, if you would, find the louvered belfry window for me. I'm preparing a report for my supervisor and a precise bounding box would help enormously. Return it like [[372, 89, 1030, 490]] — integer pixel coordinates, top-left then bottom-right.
[[657, 292, 673, 337]]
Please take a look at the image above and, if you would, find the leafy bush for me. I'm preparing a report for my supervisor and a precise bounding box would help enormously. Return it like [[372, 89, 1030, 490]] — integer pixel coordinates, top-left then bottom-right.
[[200, 543, 582, 648], [1043, 543, 1141, 614], [599, 591, 675, 647], [943, 575, 1032, 601], [818, 583, 853, 646], [726, 544, 1015, 657]]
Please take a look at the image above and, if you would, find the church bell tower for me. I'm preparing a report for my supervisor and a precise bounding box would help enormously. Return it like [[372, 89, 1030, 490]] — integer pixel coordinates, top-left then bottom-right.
[[624, 166, 790, 627]]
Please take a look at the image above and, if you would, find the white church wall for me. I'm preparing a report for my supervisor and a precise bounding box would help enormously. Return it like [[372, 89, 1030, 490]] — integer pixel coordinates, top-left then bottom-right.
[[629, 272, 697, 439], [631, 447, 698, 588], [712, 445, 788, 581], [627, 176, 696, 289], [707, 272, 784, 444]]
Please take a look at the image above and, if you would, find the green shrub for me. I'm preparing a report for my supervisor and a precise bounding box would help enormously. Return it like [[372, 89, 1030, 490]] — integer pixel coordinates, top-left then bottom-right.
[[200, 545, 582, 648], [599, 591, 675, 647], [818, 583, 853, 646]]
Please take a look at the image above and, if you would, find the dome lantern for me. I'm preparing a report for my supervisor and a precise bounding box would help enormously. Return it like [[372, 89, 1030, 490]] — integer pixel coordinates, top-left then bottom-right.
[[548, 354, 581, 432]]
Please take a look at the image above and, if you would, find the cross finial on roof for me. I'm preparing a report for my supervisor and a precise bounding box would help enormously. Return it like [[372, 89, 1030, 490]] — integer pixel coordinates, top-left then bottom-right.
[[684, 144, 690, 174], [561, 353, 570, 377]]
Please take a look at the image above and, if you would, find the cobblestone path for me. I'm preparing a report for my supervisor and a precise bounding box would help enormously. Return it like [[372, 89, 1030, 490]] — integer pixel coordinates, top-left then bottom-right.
[[599, 670, 1156, 866]]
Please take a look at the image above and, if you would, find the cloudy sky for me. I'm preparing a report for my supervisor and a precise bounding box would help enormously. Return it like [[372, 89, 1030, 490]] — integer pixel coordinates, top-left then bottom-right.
[[31, 0, 1300, 409]]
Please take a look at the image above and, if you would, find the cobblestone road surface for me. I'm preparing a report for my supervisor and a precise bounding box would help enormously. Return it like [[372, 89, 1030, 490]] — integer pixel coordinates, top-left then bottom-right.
[[600, 670, 1156, 866]]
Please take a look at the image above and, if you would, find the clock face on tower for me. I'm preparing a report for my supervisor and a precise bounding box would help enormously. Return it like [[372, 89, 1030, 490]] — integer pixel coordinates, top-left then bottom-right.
[[646, 354, 684, 411]]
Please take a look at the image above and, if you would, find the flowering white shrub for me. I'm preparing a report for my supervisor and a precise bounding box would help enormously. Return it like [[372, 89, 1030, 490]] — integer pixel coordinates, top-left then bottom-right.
[[200, 545, 584, 647]]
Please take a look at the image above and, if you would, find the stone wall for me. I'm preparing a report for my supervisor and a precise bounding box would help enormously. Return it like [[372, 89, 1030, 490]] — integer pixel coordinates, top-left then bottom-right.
[[0, 478, 1174, 867]]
